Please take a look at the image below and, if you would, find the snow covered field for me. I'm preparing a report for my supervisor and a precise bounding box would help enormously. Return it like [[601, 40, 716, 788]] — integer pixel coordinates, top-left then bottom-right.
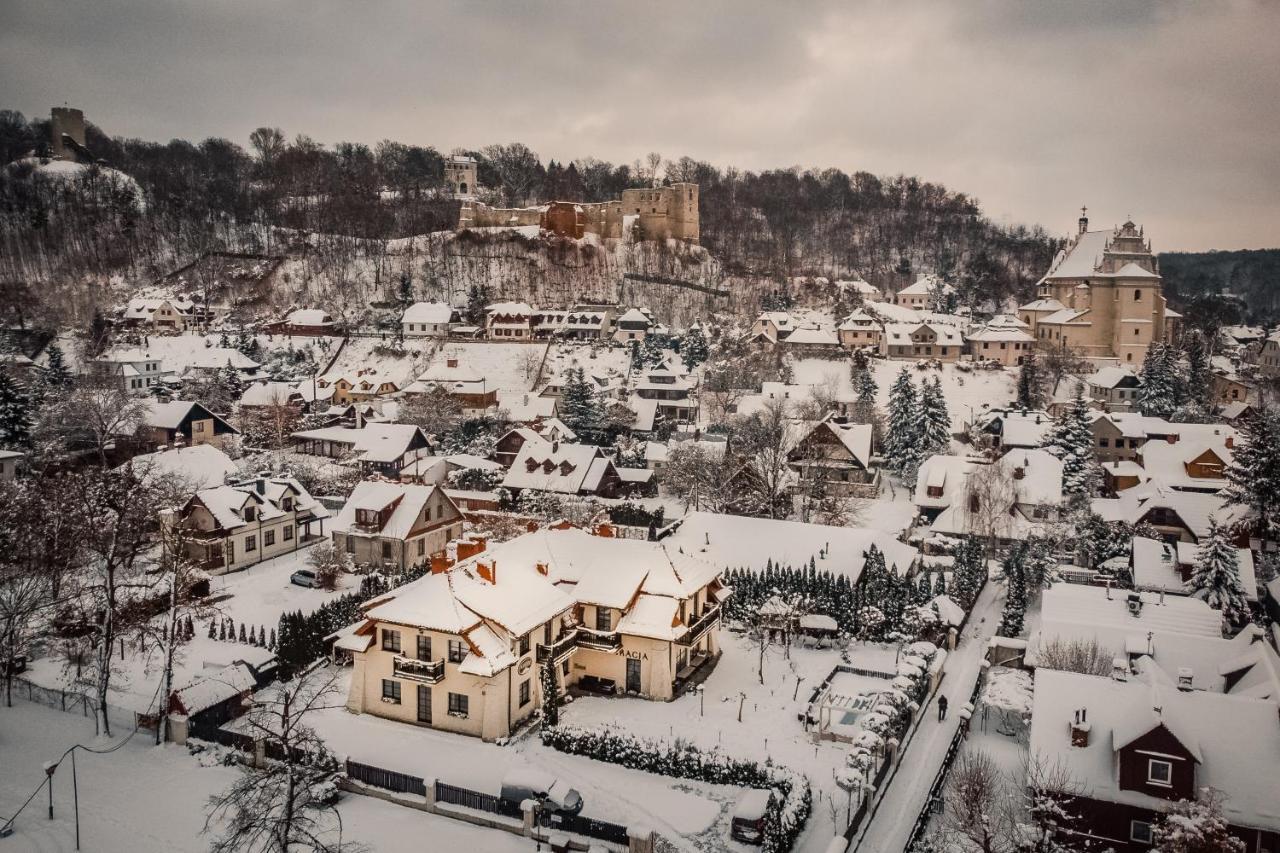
[[0, 699, 539, 853]]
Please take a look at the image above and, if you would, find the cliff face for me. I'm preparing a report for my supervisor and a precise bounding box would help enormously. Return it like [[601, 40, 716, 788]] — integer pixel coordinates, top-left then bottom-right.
[[283, 229, 733, 327]]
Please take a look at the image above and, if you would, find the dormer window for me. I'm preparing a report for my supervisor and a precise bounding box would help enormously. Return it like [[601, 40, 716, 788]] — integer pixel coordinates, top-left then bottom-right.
[[243, 506, 256, 522], [355, 508, 381, 528], [1147, 759, 1172, 786]]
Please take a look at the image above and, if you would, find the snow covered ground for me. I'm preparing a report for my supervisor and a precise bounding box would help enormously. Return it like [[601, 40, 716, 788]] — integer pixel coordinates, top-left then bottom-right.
[[560, 632, 908, 851], [303, 667, 734, 848], [790, 358, 1016, 432], [206, 542, 354, 627], [849, 579, 1005, 853], [0, 698, 539, 853]]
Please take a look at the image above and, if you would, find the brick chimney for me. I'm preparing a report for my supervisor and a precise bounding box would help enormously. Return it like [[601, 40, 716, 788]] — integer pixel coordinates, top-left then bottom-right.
[[447, 358, 458, 368], [456, 538, 487, 562], [1070, 709, 1091, 747], [535, 561, 548, 576], [476, 560, 496, 584], [1225, 435, 1234, 449]]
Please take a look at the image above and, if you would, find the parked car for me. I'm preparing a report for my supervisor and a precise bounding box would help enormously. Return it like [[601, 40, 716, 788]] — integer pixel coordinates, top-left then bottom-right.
[[730, 788, 774, 845], [290, 569, 319, 588], [499, 767, 584, 815]]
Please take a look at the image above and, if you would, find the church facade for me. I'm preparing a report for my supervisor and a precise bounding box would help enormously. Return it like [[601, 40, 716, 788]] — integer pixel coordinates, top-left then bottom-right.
[[1020, 210, 1178, 367]]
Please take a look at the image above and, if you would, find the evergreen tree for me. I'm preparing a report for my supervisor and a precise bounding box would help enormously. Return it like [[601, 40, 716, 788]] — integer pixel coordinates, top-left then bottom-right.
[[559, 366, 601, 438], [207, 619, 216, 639], [238, 623, 247, 643], [1138, 342, 1182, 418], [919, 376, 951, 454], [1016, 350, 1045, 409], [884, 368, 921, 476], [540, 662, 560, 727], [1179, 329, 1211, 416], [998, 544, 1028, 637], [218, 361, 244, 406], [933, 570, 947, 598], [681, 326, 709, 369], [0, 373, 31, 447], [1188, 517, 1250, 628], [464, 283, 491, 326], [1223, 409, 1280, 539], [1044, 388, 1099, 504], [1152, 790, 1245, 853], [951, 538, 985, 608], [44, 343, 72, 387]]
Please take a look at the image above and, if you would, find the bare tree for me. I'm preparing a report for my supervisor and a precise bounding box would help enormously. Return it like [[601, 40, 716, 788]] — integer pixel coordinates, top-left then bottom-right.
[[730, 398, 800, 519], [1034, 638, 1115, 677], [0, 565, 46, 707], [34, 381, 148, 467], [934, 750, 1018, 853], [962, 459, 1018, 553], [205, 670, 359, 853], [662, 442, 723, 511], [397, 385, 463, 440], [1039, 345, 1091, 396]]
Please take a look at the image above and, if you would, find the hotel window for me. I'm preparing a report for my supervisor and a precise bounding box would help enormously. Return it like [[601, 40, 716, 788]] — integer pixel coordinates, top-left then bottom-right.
[[381, 679, 401, 703], [448, 639, 466, 663], [382, 629, 401, 652], [1147, 758, 1173, 786]]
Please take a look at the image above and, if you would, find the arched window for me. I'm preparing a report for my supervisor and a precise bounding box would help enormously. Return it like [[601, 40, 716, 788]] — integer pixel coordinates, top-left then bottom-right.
[[460, 182, 468, 194], [1134, 289, 1142, 301]]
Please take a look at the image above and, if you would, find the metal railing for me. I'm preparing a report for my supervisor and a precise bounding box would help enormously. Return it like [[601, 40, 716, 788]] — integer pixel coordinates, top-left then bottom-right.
[[675, 603, 721, 646], [574, 627, 622, 651]]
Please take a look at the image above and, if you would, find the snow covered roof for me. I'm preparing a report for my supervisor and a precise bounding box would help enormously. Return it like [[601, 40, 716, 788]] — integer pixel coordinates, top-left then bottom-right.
[[1137, 432, 1235, 492], [882, 322, 963, 345], [1175, 540, 1256, 603], [1110, 262, 1160, 279], [1096, 484, 1242, 541], [402, 301, 454, 324], [665, 511, 918, 581], [501, 442, 611, 494], [616, 594, 682, 641], [186, 348, 261, 371], [1017, 297, 1066, 312], [495, 389, 557, 421], [1090, 366, 1141, 389], [966, 325, 1034, 343], [913, 454, 981, 508], [486, 301, 534, 317], [1040, 308, 1091, 326], [897, 274, 954, 296], [123, 444, 237, 490], [292, 423, 429, 464], [172, 663, 257, 715], [1029, 669, 1280, 830], [285, 308, 333, 326], [1040, 229, 1116, 281], [982, 409, 1054, 448], [331, 480, 456, 540], [781, 327, 840, 346], [615, 307, 652, 326]]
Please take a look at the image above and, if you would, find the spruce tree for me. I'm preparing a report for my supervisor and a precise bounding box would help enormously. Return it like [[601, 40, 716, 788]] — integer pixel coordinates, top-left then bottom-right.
[[681, 326, 709, 369], [919, 376, 951, 454], [1180, 329, 1211, 417], [1138, 342, 1182, 418], [884, 368, 921, 476], [1045, 388, 1099, 504], [1189, 517, 1250, 628], [559, 366, 600, 438], [44, 343, 72, 387], [540, 662, 560, 727], [0, 373, 31, 448], [1223, 409, 1280, 539], [1016, 350, 1045, 410], [998, 544, 1028, 637]]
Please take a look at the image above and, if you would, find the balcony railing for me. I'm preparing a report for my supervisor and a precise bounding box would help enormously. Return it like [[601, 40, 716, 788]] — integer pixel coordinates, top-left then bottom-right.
[[536, 629, 579, 664], [675, 604, 721, 647], [393, 656, 444, 684], [575, 627, 622, 652]]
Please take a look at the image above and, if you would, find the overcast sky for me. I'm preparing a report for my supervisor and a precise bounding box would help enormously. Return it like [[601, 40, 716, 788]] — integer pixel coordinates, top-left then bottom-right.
[[4, 0, 1277, 250]]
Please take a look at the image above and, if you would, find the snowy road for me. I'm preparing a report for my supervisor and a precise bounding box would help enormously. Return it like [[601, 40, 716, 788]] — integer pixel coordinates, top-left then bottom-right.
[[850, 578, 1004, 853]]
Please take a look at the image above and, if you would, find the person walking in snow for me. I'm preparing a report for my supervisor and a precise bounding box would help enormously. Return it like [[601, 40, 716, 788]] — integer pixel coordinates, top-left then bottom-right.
[[937, 695, 949, 722]]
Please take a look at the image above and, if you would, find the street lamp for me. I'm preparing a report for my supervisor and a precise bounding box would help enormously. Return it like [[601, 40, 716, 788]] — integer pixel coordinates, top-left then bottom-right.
[[696, 684, 705, 717]]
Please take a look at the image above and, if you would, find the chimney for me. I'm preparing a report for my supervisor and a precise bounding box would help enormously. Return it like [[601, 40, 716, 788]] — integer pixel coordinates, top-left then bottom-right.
[[1176, 667, 1194, 691], [476, 560, 496, 584], [447, 358, 458, 369], [1013, 466, 1026, 480], [1165, 434, 1177, 444], [256, 478, 266, 495], [552, 440, 560, 452], [1225, 435, 1234, 449], [1070, 709, 1091, 747], [535, 561, 548, 576]]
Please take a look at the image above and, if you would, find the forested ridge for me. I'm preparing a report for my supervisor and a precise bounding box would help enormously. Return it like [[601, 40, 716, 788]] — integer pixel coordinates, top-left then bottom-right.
[[2, 108, 1061, 328]]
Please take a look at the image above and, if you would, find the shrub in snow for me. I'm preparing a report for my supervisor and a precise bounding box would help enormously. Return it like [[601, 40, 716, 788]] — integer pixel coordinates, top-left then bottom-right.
[[541, 723, 811, 852]]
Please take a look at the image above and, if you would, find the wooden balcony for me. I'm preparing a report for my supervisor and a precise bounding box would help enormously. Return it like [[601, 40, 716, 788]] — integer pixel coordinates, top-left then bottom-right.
[[675, 603, 721, 647], [536, 629, 578, 664], [393, 656, 444, 684], [575, 627, 622, 652]]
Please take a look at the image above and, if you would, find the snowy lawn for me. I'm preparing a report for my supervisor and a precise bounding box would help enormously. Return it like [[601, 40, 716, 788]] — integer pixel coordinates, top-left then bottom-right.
[[206, 542, 356, 628], [303, 667, 732, 848], [560, 632, 909, 851], [0, 698, 543, 853], [791, 358, 1016, 432]]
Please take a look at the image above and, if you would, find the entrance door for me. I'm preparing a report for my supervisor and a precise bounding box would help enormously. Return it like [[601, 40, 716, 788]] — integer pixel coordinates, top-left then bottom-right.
[[417, 685, 431, 723], [625, 658, 642, 694]]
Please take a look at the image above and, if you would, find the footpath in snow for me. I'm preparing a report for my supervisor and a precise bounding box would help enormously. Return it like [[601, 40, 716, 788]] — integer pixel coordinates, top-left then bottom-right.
[[850, 578, 1004, 853]]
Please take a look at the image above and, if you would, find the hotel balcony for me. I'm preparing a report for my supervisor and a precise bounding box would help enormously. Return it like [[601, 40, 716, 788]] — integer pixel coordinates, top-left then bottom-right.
[[393, 656, 444, 684], [675, 603, 721, 647], [575, 627, 622, 652], [536, 629, 579, 664]]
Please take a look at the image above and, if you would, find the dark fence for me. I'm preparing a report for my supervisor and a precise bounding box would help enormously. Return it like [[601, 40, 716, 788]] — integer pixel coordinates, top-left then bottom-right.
[[844, 755, 894, 840], [435, 780, 522, 818], [548, 812, 630, 846], [345, 759, 426, 796]]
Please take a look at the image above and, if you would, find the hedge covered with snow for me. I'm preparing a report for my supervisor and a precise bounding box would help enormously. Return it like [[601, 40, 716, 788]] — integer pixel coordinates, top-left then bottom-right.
[[541, 724, 811, 852]]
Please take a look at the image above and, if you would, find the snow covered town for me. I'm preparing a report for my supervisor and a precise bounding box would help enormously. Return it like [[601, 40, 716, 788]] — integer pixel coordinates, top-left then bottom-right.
[[3, 7, 1280, 853]]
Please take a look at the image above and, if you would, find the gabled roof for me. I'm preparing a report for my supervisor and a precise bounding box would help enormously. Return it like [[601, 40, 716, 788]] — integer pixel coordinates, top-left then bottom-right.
[[1018, 298, 1066, 312], [1090, 366, 1141, 389], [501, 441, 611, 494], [402, 301, 454, 324], [292, 423, 431, 464]]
